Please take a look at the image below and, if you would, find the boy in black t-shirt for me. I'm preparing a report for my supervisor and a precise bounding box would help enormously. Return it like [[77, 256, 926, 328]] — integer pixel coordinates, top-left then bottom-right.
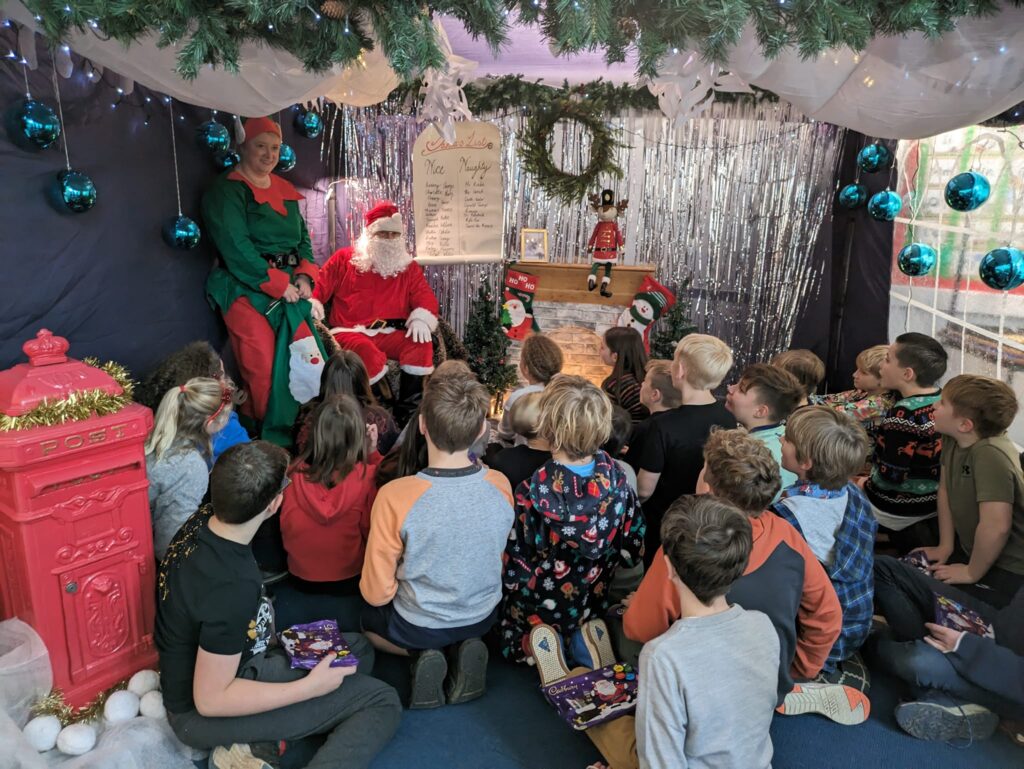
[[156, 441, 400, 769], [637, 335, 736, 564]]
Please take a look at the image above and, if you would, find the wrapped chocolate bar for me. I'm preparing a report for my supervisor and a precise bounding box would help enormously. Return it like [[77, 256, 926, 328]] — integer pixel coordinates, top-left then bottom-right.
[[278, 620, 359, 670], [541, 663, 638, 731], [933, 595, 995, 638]]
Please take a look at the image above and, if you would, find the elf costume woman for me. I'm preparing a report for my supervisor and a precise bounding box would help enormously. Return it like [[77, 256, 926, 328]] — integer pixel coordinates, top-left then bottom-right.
[[202, 116, 327, 445]]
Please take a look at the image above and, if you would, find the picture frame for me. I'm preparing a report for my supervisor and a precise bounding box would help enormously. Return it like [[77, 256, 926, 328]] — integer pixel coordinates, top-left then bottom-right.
[[520, 228, 549, 263]]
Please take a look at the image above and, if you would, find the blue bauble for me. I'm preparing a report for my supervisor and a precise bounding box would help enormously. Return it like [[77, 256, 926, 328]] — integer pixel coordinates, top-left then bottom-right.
[[294, 109, 322, 139], [55, 169, 96, 213], [162, 215, 202, 250], [867, 190, 902, 221], [857, 143, 893, 173], [838, 183, 868, 209], [5, 98, 61, 150], [979, 247, 1024, 291], [897, 243, 937, 277], [196, 120, 230, 152], [212, 148, 241, 171], [944, 171, 990, 212], [275, 143, 296, 173]]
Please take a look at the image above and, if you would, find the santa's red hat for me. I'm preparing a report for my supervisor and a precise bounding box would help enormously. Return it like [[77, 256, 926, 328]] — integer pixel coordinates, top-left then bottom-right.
[[365, 201, 403, 235]]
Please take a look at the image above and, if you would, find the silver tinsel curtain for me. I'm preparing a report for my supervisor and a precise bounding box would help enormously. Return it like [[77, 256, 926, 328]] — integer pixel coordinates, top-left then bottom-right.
[[327, 100, 844, 371]]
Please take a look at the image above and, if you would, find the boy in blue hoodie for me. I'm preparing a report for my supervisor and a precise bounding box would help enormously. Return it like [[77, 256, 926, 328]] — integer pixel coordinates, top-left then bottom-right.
[[499, 375, 646, 663]]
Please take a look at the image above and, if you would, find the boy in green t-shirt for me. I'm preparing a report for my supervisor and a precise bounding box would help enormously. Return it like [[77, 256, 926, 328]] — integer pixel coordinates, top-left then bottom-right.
[[916, 374, 1024, 605]]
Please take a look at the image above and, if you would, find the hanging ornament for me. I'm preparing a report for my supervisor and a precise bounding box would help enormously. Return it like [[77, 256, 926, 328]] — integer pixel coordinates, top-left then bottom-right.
[[55, 169, 97, 212], [897, 243, 937, 277], [162, 100, 201, 250], [196, 120, 230, 152], [320, 1, 348, 19], [418, 29, 477, 145], [647, 50, 752, 127], [837, 183, 868, 209], [857, 143, 893, 173], [979, 247, 1024, 291], [867, 190, 902, 221], [944, 171, 991, 212], [212, 148, 241, 171], [275, 143, 297, 173], [5, 98, 61, 151], [294, 109, 323, 139]]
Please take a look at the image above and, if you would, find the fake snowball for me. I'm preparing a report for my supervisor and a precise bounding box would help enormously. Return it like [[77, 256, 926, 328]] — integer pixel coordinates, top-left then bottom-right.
[[23, 715, 62, 752], [139, 690, 166, 719], [103, 690, 140, 724], [56, 722, 97, 755], [127, 669, 160, 697]]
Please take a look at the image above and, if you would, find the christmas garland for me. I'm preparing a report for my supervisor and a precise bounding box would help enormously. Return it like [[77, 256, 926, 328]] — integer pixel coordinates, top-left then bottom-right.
[[518, 99, 623, 203], [22, 1, 1019, 82], [0, 359, 135, 433], [32, 680, 129, 727]]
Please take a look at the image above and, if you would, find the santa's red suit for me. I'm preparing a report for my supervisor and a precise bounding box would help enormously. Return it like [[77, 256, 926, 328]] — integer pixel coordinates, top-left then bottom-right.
[[313, 203, 439, 384]]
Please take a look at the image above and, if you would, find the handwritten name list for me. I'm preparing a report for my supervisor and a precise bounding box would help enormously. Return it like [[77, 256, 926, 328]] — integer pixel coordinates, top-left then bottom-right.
[[413, 122, 502, 262]]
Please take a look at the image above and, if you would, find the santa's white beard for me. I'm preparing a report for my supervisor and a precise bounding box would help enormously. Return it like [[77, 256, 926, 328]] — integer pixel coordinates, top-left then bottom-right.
[[351, 232, 413, 278]]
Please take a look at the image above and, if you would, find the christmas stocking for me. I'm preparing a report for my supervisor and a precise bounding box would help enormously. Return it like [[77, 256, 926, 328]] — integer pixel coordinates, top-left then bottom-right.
[[616, 276, 676, 352], [503, 268, 541, 341], [287, 325, 326, 404], [264, 302, 329, 446]]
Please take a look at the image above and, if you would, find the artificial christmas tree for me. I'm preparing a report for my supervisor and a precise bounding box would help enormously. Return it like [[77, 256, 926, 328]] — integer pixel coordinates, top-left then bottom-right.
[[464, 280, 518, 400], [649, 278, 698, 360]]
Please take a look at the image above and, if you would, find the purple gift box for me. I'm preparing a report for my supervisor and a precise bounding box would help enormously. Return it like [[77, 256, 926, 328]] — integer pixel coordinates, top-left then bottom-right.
[[541, 664, 638, 731], [279, 619, 360, 669]]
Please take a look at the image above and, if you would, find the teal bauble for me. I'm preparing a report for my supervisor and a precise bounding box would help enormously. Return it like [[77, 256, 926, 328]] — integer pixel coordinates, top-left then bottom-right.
[[979, 247, 1024, 291], [275, 143, 296, 173], [857, 143, 893, 173], [867, 190, 902, 221], [897, 243, 937, 277], [55, 169, 97, 212], [212, 148, 241, 171], [162, 215, 202, 250], [5, 98, 61, 150], [294, 109, 322, 139], [944, 171, 990, 212], [196, 120, 230, 152], [838, 183, 868, 209]]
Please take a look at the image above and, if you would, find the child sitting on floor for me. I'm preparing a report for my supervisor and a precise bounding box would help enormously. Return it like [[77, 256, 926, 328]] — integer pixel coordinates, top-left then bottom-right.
[[773, 406, 877, 690], [624, 429, 867, 724], [863, 332, 948, 552], [491, 392, 551, 492], [281, 395, 381, 596], [622, 359, 681, 472], [725, 363, 804, 497], [360, 375, 514, 708], [600, 327, 650, 423], [155, 442, 401, 769], [146, 377, 234, 560], [496, 333, 564, 447], [499, 375, 646, 665], [814, 344, 895, 429], [772, 349, 825, 407], [136, 341, 250, 463]]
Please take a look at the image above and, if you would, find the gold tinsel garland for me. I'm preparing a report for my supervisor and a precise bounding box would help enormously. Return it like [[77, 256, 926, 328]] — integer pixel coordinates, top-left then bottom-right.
[[0, 359, 135, 433], [31, 679, 129, 726]]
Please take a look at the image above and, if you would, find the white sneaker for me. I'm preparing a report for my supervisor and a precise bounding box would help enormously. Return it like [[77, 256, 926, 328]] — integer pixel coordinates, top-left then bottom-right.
[[777, 682, 870, 725]]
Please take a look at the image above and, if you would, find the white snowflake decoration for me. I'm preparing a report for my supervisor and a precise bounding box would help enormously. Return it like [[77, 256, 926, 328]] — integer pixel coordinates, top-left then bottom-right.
[[646, 50, 752, 126]]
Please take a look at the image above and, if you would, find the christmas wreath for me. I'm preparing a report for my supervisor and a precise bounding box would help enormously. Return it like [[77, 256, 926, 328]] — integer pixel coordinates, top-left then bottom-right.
[[518, 99, 623, 203]]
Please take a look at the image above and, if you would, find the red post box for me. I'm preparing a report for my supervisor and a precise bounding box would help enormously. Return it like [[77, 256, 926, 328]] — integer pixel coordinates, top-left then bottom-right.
[[0, 330, 156, 706]]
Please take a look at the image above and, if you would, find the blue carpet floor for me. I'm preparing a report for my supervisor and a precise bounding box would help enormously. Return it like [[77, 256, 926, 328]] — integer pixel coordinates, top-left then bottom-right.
[[268, 583, 1022, 769]]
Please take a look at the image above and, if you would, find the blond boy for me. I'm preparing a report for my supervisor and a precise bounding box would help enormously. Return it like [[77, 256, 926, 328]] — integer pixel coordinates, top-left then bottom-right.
[[815, 344, 895, 427]]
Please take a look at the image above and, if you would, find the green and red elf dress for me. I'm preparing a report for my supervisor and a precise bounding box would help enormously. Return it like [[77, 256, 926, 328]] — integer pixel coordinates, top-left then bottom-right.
[[202, 166, 327, 446]]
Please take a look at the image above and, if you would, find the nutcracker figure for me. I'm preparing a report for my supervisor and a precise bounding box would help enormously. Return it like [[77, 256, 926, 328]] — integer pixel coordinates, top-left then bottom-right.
[[586, 189, 628, 298]]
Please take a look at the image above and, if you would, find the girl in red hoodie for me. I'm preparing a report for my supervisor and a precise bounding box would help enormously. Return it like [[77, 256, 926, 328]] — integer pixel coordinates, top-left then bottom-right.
[[281, 394, 380, 594]]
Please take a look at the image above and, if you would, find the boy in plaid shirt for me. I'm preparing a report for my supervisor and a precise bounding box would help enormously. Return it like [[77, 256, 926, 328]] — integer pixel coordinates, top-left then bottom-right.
[[773, 406, 877, 691]]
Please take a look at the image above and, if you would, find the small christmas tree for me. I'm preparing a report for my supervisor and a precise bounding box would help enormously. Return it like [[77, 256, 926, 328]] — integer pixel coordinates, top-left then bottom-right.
[[464, 280, 518, 398], [649, 278, 698, 360]]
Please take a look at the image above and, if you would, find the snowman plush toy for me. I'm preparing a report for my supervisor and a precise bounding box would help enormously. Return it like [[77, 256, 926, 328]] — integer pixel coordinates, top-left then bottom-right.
[[615, 276, 676, 352]]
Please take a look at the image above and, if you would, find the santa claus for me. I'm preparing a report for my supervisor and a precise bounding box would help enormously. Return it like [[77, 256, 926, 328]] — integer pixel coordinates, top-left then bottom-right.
[[311, 201, 439, 419]]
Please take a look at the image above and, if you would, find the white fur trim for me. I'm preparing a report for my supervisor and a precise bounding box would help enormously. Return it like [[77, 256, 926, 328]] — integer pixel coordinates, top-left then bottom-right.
[[368, 366, 389, 384], [366, 212, 403, 235], [400, 364, 434, 375], [407, 306, 438, 332]]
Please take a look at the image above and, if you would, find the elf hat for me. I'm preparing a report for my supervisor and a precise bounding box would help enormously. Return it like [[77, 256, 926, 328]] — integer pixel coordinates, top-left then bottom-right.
[[635, 290, 668, 318], [238, 116, 282, 144], [365, 200, 403, 235]]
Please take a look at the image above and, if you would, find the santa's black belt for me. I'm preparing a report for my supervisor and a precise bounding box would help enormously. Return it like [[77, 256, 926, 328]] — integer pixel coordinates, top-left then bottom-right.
[[366, 318, 407, 331], [592, 247, 618, 252], [262, 251, 300, 269]]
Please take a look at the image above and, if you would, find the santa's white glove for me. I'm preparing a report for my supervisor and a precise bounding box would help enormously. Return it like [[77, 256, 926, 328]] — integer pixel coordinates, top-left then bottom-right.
[[406, 318, 432, 344], [309, 298, 325, 322]]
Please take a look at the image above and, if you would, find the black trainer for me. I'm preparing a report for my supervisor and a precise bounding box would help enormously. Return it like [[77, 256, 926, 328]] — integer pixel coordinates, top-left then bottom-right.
[[445, 638, 489, 705], [409, 648, 447, 709]]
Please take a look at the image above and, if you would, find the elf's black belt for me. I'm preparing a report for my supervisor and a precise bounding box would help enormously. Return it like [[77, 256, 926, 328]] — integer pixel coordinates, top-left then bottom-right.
[[262, 251, 300, 269]]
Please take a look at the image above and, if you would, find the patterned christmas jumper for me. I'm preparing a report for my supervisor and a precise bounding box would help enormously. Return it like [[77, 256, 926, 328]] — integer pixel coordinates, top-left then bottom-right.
[[499, 450, 646, 662]]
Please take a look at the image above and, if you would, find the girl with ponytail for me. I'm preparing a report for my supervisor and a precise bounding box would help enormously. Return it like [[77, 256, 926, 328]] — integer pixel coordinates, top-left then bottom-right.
[[146, 377, 234, 559]]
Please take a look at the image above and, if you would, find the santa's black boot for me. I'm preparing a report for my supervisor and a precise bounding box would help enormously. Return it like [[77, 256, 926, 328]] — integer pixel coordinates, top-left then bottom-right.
[[599, 277, 613, 298], [393, 370, 425, 428], [587, 273, 598, 291]]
